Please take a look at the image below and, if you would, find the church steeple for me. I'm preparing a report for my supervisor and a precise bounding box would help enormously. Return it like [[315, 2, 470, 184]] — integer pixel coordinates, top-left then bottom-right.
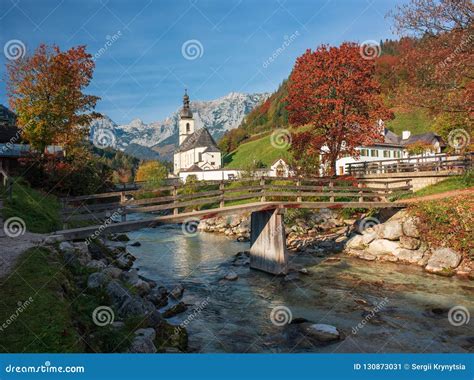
[[180, 89, 193, 119], [178, 89, 195, 145]]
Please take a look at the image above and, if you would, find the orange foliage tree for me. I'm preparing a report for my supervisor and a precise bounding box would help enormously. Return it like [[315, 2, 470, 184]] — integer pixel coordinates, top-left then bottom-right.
[[286, 42, 392, 175], [6, 44, 100, 152]]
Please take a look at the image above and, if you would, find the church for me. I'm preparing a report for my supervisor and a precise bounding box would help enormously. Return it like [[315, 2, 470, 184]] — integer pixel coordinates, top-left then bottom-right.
[[173, 91, 222, 175]]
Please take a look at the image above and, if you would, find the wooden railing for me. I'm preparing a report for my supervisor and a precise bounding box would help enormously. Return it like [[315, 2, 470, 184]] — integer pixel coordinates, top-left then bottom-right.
[[60, 177, 412, 227], [346, 152, 473, 176]]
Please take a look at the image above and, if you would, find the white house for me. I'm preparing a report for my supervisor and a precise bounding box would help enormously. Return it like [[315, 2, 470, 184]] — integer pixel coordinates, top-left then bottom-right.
[[332, 128, 445, 175], [173, 91, 222, 175]]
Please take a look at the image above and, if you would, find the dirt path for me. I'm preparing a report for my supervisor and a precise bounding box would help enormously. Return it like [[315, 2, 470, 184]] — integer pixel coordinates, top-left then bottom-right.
[[397, 187, 474, 204], [0, 206, 46, 279]]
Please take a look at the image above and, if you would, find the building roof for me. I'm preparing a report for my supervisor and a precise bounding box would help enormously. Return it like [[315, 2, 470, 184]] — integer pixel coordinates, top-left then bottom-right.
[[401, 132, 446, 147], [181, 164, 203, 172], [363, 128, 444, 149], [0, 104, 17, 127], [177, 127, 220, 153]]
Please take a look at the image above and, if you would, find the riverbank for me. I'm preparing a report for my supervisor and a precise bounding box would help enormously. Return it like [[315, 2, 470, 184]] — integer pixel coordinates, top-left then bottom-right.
[[0, 238, 187, 353]]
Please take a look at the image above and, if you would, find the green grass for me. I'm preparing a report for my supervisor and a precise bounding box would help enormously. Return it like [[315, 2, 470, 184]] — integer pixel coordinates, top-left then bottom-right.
[[223, 134, 291, 169], [387, 108, 433, 136], [0, 247, 83, 353], [1, 179, 61, 233], [397, 171, 473, 199]]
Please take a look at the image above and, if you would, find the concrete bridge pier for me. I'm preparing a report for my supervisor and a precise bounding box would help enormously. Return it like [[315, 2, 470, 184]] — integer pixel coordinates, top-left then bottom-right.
[[249, 208, 288, 275]]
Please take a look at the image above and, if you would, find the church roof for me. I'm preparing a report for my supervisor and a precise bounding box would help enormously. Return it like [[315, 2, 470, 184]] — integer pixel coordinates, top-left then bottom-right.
[[177, 127, 220, 153]]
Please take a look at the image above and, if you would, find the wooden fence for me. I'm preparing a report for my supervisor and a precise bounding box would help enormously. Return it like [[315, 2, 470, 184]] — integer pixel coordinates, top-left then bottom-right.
[[346, 152, 473, 176], [60, 177, 412, 228]]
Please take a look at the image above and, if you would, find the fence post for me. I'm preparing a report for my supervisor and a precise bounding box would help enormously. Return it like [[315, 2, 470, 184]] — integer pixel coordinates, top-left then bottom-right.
[[219, 181, 225, 208], [173, 185, 178, 215], [382, 181, 389, 202], [378, 161, 383, 174], [329, 180, 334, 203], [296, 179, 302, 202], [358, 183, 363, 203], [260, 177, 266, 202]]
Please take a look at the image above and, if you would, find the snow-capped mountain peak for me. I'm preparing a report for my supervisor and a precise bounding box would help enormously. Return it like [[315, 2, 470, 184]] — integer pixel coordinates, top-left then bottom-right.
[[90, 91, 269, 160]]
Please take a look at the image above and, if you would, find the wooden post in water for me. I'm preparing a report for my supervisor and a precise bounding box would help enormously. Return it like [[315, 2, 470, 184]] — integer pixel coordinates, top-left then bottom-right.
[[249, 208, 288, 275]]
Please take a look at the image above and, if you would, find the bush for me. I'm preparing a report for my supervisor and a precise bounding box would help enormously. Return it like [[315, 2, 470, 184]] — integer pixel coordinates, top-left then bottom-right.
[[136, 161, 168, 189]]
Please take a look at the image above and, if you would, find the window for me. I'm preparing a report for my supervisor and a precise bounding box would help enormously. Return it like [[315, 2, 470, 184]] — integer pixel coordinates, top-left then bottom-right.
[[338, 166, 344, 175], [360, 149, 368, 157], [383, 150, 390, 158], [370, 149, 379, 157], [186, 123, 190, 133], [211, 162, 215, 165]]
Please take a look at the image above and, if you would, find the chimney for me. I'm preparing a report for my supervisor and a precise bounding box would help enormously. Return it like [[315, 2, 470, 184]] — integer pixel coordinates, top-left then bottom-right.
[[402, 130, 411, 140]]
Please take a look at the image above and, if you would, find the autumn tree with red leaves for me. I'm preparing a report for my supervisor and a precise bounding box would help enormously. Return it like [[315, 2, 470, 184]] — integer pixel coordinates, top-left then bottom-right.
[[388, 0, 473, 140], [286, 42, 392, 176], [6, 44, 100, 152]]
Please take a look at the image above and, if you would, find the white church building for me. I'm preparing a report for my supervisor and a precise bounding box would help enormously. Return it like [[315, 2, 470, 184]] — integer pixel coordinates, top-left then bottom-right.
[[173, 91, 222, 175]]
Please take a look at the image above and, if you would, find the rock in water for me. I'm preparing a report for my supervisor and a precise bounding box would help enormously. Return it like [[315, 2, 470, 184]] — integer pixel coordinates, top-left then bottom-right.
[[304, 323, 340, 342], [162, 302, 187, 318], [425, 248, 462, 275], [170, 284, 184, 299], [224, 271, 238, 281], [367, 239, 400, 256]]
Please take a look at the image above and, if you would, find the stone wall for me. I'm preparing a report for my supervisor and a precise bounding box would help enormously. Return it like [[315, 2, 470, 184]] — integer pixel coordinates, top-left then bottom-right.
[[345, 210, 472, 279]]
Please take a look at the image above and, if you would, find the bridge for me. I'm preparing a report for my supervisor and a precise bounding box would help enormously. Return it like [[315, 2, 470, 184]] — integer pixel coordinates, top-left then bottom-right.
[[52, 177, 412, 275]]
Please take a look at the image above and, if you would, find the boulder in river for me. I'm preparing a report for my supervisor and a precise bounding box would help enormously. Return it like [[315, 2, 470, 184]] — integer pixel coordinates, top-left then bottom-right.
[[425, 248, 462, 275], [367, 239, 400, 256], [162, 302, 187, 318], [303, 323, 341, 342]]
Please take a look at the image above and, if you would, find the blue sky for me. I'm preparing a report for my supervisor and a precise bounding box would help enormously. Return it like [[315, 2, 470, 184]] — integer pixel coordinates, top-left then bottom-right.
[[0, 0, 401, 124]]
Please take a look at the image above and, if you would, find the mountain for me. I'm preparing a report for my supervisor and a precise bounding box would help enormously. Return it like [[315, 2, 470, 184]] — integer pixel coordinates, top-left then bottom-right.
[[90, 92, 269, 161]]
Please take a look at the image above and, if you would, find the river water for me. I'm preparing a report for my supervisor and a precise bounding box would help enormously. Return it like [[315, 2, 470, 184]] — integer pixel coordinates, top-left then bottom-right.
[[126, 225, 473, 353]]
